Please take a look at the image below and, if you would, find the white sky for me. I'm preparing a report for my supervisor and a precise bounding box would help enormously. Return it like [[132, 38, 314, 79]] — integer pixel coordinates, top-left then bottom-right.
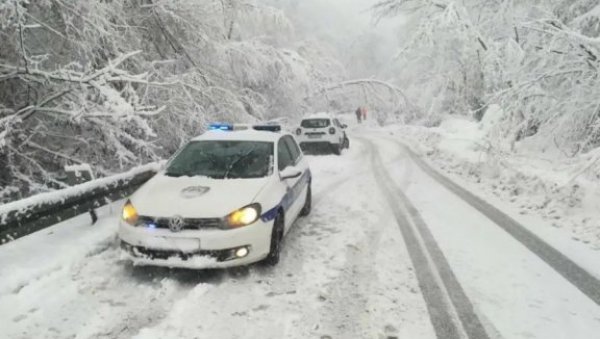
[[269, 0, 403, 77]]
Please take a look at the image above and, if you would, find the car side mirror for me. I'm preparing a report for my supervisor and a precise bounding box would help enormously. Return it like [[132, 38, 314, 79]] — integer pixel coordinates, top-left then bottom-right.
[[341, 124, 348, 129], [280, 167, 302, 180]]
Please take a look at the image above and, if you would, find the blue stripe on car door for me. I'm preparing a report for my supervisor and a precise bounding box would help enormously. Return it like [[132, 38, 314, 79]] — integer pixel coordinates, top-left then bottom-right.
[[260, 170, 310, 222]]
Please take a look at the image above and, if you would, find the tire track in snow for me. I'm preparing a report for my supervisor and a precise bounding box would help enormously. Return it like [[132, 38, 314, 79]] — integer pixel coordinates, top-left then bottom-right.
[[365, 138, 490, 339], [391, 138, 600, 307], [315, 176, 387, 337]]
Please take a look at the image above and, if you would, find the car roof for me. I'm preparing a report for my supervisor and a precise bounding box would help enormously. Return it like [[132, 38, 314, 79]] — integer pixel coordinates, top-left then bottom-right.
[[191, 129, 286, 143]]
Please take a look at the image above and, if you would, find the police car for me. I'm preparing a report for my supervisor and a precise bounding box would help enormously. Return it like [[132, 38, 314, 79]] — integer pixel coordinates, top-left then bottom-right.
[[295, 113, 349, 155], [119, 123, 311, 269]]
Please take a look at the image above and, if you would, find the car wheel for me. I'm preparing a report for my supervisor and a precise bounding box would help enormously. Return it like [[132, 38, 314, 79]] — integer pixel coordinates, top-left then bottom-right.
[[331, 143, 341, 155], [344, 137, 350, 149], [300, 184, 312, 217], [262, 213, 284, 266]]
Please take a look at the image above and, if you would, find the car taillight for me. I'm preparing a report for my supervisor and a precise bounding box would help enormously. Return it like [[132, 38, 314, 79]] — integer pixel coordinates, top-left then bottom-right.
[[329, 127, 336, 135], [296, 128, 302, 136]]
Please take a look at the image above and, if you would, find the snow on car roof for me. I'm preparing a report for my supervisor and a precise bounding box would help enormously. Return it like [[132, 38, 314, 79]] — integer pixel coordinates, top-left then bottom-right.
[[192, 129, 283, 143]]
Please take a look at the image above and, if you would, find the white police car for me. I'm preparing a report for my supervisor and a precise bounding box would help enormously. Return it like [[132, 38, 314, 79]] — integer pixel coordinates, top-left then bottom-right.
[[119, 124, 311, 269], [295, 113, 349, 155]]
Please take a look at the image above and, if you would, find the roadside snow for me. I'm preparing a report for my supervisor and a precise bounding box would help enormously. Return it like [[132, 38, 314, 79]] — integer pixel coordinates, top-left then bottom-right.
[[0, 202, 122, 297], [381, 115, 600, 251]]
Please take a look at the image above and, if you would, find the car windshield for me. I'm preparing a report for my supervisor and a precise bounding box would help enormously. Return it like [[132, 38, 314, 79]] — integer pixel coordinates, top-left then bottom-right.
[[165, 140, 273, 179], [301, 119, 330, 128]]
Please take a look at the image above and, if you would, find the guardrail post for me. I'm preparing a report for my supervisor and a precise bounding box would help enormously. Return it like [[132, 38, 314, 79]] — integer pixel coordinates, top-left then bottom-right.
[[64, 164, 97, 224]]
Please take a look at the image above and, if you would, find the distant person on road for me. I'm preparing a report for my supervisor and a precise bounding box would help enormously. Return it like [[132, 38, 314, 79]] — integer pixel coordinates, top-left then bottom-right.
[[355, 107, 362, 124], [361, 107, 367, 121]]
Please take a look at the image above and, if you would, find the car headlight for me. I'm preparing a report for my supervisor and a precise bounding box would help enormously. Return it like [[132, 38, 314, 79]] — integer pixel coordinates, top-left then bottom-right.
[[226, 203, 261, 228], [122, 200, 139, 226]]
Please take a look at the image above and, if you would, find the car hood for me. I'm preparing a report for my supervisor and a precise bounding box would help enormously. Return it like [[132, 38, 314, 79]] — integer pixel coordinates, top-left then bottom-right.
[[130, 173, 271, 218]]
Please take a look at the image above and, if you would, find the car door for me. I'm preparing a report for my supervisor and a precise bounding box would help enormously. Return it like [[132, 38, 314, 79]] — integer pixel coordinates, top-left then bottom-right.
[[277, 137, 297, 230], [284, 136, 310, 223], [278, 136, 308, 231]]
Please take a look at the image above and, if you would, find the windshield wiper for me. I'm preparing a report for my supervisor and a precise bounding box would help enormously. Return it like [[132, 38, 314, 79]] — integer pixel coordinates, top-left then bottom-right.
[[224, 147, 256, 179]]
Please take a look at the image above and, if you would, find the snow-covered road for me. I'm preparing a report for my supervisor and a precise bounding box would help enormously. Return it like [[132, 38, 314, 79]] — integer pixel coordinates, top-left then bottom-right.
[[2, 131, 600, 339]]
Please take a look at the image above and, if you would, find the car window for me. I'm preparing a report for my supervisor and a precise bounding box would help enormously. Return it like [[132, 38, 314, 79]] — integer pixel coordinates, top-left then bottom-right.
[[278, 138, 294, 171], [165, 141, 274, 179], [283, 136, 301, 163], [301, 119, 330, 128], [333, 119, 341, 128]]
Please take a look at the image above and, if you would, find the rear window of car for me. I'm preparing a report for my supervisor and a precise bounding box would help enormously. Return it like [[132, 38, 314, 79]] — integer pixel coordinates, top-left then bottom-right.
[[301, 119, 330, 128]]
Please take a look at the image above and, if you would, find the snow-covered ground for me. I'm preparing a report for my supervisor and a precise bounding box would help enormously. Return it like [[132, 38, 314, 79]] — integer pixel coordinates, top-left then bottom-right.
[[0, 135, 434, 339], [2, 125, 600, 339]]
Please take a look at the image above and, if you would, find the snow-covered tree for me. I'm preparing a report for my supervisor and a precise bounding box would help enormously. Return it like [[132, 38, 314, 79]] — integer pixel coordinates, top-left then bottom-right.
[[0, 0, 346, 202], [374, 0, 600, 167]]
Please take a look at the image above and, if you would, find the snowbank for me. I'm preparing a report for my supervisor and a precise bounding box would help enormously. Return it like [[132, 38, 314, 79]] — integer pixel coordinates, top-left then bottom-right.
[[384, 114, 600, 250], [0, 202, 121, 297]]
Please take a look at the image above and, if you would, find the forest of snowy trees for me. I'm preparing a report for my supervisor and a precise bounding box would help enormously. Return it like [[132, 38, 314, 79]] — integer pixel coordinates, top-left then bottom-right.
[[2, 0, 600, 202], [0, 0, 350, 201], [375, 0, 600, 159]]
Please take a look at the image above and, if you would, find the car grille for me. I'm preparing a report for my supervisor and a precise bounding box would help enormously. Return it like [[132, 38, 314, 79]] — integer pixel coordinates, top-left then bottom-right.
[[139, 216, 224, 230], [305, 132, 326, 136]]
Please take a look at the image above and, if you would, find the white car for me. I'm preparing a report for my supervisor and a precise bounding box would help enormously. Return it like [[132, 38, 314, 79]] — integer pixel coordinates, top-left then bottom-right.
[[295, 113, 349, 155], [119, 124, 311, 269]]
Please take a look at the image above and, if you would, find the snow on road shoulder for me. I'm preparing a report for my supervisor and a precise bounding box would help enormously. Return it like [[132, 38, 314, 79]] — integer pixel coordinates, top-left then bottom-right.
[[0, 201, 122, 297], [0, 201, 220, 339], [379, 115, 600, 253]]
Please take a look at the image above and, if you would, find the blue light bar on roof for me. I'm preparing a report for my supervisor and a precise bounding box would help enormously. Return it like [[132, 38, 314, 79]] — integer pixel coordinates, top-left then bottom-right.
[[208, 123, 234, 131]]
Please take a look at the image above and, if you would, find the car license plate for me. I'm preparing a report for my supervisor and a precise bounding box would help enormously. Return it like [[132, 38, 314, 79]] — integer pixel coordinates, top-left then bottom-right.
[[308, 134, 321, 139], [141, 236, 200, 252]]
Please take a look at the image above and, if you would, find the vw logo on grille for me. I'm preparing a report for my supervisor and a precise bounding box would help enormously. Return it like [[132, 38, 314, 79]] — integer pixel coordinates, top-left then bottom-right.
[[168, 215, 185, 233]]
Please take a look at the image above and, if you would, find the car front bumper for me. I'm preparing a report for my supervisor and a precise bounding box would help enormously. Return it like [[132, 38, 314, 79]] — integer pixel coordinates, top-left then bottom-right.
[[118, 219, 273, 269]]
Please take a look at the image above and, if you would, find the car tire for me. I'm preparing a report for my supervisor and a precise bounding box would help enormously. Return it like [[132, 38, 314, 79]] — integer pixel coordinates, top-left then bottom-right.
[[331, 143, 342, 155], [262, 213, 284, 266], [300, 185, 312, 217], [344, 137, 350, 149]]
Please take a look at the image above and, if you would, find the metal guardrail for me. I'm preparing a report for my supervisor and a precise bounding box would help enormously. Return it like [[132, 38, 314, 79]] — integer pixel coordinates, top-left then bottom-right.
[[0, 169, 157, 244]]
